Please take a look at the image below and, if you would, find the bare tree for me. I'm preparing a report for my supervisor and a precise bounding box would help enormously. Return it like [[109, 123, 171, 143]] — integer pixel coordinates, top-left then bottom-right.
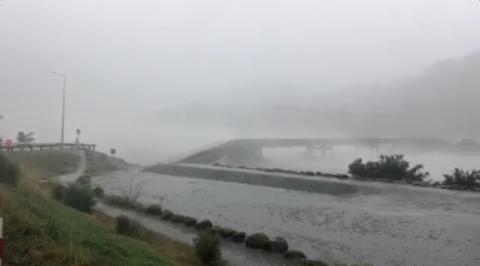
[[123, 176, 146, 205]]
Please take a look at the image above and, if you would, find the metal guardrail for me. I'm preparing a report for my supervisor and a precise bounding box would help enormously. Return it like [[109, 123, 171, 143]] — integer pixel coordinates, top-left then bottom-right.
[[0, 143, 96, 152]]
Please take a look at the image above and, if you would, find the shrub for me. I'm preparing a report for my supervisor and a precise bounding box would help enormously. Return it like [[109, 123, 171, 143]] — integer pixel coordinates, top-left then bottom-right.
[[245, 233, 270, 249], [443, 168, 480, 190], [231, 231, 246, 243], [194, 231, 222, 266], [183, 216, 197, 227], [145, 204, 163, 216], [161, 209, 174, 220], [93, 187, 104, 198], [284, 250, 306, 260], [0, 152, 20, 185], [211, 226, 235, 239], [263, 236, 289, 253], [348, 155, 428, 182], [51, 184, 67, 201], [63, 184, 96, 213], [116, 215, 142, 237], [103, 195, 144, 210], [196, 219, 213, 231]]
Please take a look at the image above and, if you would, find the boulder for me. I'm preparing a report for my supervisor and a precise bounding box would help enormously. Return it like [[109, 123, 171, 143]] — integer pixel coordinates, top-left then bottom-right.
[[245, 233, 270, 249], [232, 232, 246, 243], [195, 219, 213, 231], [161, 209, 174, 220], [284, 250, 306, 260], [145, 204, 163, 216], [263, 237, 289, 253]]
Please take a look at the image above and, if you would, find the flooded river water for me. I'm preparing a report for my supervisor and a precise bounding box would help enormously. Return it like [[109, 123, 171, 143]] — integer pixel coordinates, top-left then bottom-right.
[[93, 169, 480, 266]]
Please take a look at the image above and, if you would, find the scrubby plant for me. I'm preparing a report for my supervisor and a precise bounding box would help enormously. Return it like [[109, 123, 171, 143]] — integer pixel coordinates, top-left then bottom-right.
[[63, 184, 96, 213], [145, 204, 163, 216], [194, 231, 222, 266], [116, 215, 143, 237], [51, 184, 67, 201], [0, 152, 20, 185], [348, 155, 428, 182], [93, 187, 105, 198], [443, 168, 480, 190], [245, 232, 270, 249]]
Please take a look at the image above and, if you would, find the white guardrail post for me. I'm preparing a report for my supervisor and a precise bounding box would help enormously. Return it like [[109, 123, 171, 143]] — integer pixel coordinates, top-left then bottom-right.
[[0, 217, 3, 266]]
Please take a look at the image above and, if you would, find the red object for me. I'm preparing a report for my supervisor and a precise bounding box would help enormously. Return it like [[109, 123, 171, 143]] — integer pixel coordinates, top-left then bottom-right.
[[4, 139, 12, 151]]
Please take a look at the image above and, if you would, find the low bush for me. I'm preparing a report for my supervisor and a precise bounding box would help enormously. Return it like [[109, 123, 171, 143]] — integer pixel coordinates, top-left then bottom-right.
[[0, 152, 20, 185], [284, 250, 306, 260], [161, 209, 174, 220], [51, 184, 67, 201], [263, 236, 289, 253], [116, 215, 143, 237], [194, 231, 222, 266], [63, 184, 96, 213], [93, 187, 105, 197], [103, 195, 144, 210], [211, 226, 235, 239], [245, 232, 270, 249], [443, 168, 480, 190], [196, 219, 213, 231], [145, 204, 163, 216], [348, 155, 428, 182], [231, 231, 246, 243]]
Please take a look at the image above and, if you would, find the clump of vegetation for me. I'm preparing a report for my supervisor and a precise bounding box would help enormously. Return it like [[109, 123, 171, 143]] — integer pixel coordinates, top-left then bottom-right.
[[51, 184, 67, 200], [0, 152, 20, 185], [102, 195, 145, 210], [63, 184, 96, 213], [263, 236, 289, 253], [284, 250, 307, 260], [348, 155, 429, 182], [245, 232, 270, 249], [161, 209, 175, 220], [194, 231, 223, 266], [145, 204, 163, 216], [442, 168, 480, 190], [94, 187, 105, 197], [116, 215, 143, 237], [196, 219, 213, 231]]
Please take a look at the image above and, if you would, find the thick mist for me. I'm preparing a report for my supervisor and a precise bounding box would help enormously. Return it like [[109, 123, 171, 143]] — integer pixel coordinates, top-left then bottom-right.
[[1, 0, 480, 163]]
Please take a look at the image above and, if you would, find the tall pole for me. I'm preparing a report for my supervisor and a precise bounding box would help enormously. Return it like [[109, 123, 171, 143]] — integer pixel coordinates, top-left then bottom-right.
[[51, 71, 66, 146], [61, 75, 66, 145]]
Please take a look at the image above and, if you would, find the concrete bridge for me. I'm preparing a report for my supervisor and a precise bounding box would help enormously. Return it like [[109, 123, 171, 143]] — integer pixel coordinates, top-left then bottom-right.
[[177, 138, 455, 165], [0, 142, 96, 152]]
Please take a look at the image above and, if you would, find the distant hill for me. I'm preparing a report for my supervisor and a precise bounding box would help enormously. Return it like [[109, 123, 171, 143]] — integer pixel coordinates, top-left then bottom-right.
[[349, 50, 480, 138], [155, 50, 480, 139]]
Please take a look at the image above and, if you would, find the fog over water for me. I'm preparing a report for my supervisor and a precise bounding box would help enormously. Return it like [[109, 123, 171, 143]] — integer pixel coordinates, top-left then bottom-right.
[[1, 0, 480, 165]]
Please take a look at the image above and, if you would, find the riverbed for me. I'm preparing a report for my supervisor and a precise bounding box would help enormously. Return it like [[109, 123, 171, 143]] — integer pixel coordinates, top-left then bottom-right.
[[93, 169, 480, 266]]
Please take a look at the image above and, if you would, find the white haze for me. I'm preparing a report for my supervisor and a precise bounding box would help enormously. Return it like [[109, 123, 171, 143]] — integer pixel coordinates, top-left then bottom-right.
[[1, 0, 480, 163]]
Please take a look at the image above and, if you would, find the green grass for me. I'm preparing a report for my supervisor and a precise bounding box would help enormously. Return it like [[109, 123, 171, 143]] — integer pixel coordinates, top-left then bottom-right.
[[0, 184, 172, 266], [6, 150, 80, 176]]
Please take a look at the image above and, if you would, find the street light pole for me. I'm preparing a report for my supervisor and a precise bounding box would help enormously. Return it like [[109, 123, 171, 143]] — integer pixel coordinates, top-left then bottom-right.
[[51, 71, 66, 146]]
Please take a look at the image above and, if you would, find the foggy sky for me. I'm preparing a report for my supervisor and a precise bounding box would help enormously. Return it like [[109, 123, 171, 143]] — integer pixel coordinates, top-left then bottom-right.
[[1, 0, 480, 163]]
